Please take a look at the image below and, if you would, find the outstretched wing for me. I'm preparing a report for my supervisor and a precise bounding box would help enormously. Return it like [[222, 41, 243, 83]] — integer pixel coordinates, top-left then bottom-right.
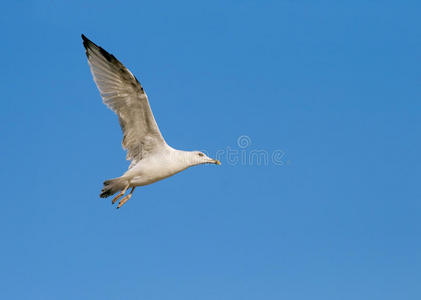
[[82, 34, 166, 162]]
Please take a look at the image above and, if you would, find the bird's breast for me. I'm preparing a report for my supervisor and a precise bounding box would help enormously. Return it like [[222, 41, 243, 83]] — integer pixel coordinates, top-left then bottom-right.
[[126, 155, 189, 186]]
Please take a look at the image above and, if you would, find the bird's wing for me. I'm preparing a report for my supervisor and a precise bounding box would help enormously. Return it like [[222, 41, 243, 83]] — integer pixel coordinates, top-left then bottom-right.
[[82, 34, 166, 163]]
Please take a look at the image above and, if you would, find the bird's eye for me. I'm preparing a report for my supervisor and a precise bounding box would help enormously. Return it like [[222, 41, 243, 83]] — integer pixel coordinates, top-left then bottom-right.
[[198, 153, 204, 157]]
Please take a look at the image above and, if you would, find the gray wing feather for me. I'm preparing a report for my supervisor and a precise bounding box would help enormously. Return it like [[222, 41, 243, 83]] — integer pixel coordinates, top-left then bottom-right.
[[82, 35, 166, 162]]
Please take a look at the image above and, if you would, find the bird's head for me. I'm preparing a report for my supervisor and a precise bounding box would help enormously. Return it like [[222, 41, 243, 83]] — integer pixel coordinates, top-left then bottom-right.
[[189, 151, 221, 166]]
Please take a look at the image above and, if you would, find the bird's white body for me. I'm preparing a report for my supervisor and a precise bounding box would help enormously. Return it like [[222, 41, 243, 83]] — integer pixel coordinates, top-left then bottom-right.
[[124, 147, 197, 187]]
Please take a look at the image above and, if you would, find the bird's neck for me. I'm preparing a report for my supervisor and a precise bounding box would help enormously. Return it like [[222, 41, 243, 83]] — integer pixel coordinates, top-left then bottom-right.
[[169, 148, 197, 169]]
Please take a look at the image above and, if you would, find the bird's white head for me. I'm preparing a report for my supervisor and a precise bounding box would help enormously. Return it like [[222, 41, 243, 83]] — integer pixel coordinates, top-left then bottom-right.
[[189, 151, 221, 166]]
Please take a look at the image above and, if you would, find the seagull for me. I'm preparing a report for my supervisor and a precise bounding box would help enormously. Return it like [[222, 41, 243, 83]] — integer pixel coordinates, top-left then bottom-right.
[[81, 34, 220, 208]]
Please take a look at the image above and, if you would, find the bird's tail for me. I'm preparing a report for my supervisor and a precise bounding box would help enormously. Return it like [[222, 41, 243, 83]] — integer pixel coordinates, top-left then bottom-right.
[[100, 178, 128, 198]]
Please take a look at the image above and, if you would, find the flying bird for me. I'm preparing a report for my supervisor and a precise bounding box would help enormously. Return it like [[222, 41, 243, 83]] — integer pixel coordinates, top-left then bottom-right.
[[81, 34, 220, 208]]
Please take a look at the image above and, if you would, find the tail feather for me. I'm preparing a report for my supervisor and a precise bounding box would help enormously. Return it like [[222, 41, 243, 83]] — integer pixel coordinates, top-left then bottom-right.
[[100, 178, 128, 198]]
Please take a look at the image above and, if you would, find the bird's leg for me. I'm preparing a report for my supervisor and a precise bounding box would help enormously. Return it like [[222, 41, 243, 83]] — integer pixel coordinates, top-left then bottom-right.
[[111, 184, 130, 205], [117, 187, 136, 209]]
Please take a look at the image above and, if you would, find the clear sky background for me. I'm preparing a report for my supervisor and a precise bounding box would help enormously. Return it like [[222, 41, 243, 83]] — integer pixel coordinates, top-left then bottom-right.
[[1, 1, 421, 299]]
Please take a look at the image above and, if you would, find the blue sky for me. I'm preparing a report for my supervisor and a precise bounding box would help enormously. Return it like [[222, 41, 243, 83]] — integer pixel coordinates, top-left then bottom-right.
[[1, 1, 421, 299]]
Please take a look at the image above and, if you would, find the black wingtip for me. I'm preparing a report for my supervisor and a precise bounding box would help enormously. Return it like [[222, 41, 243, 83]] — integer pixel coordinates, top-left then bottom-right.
[[81, 34, 92, 49], [81, 34, 88, 42], [80, 34, 116, 62]]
